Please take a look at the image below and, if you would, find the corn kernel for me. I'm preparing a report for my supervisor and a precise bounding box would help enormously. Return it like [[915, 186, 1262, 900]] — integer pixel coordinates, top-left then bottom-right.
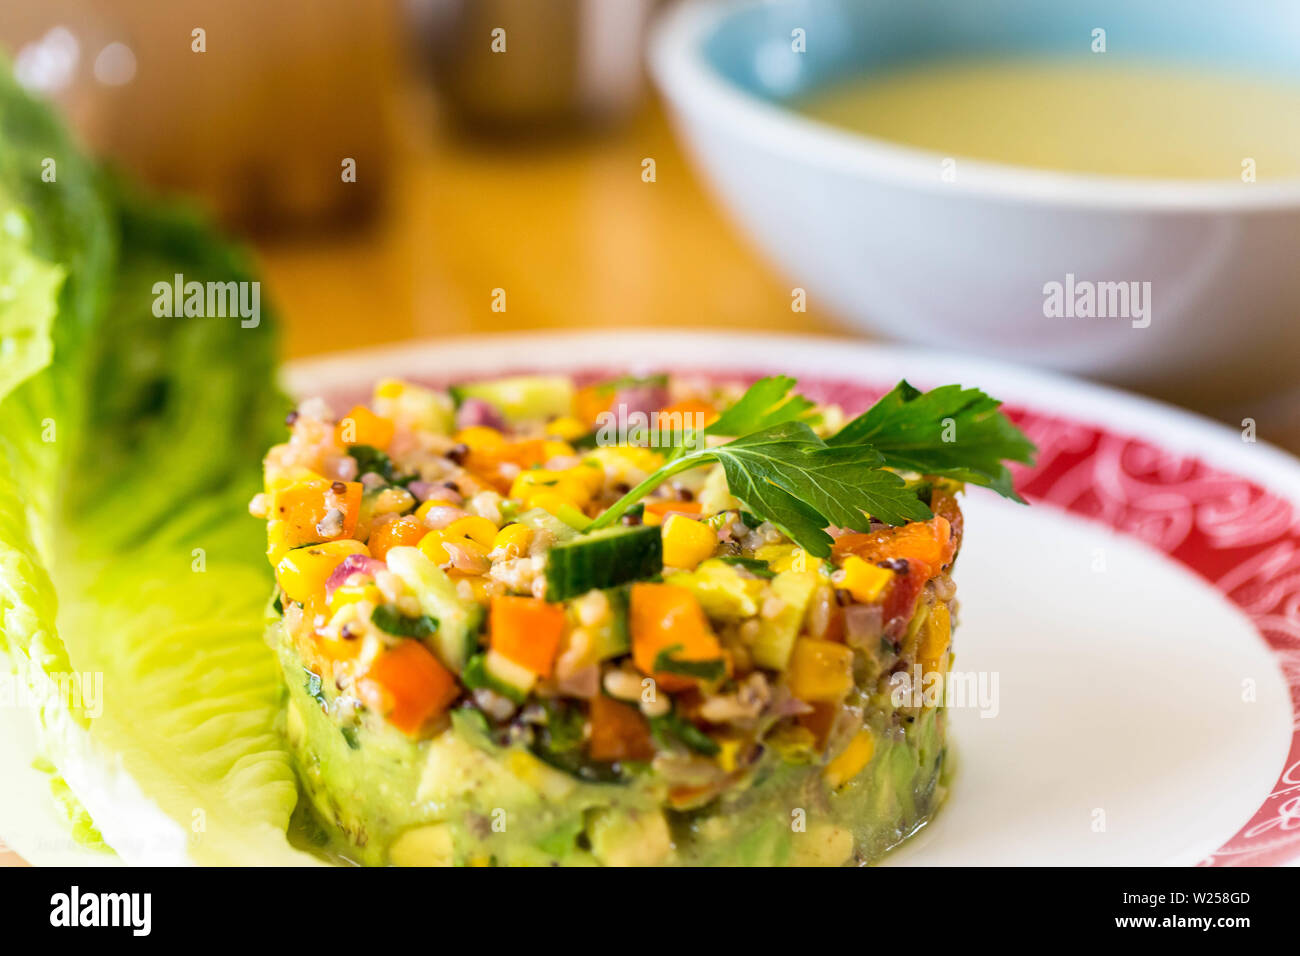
[[492, 523, 533, 558], [329, 583, 382, 615], [840, 555, 893, 603], [414, 499, 458, 522], [716, 737, 744, 773], [546, 416, 590, 441], [662, 515, 718, 571], [786, 638, 855, 702], [276, 539, 368, 606], [823, 729, 876, 789], [418, 530, 487, 565], [755, 543, 822, 574], [446, 515, 499, 549], [374, 378, 405, 399]]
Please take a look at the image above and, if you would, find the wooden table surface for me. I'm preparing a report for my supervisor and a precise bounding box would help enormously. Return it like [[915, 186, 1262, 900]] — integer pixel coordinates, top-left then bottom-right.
[[255, 96, 847, 360]]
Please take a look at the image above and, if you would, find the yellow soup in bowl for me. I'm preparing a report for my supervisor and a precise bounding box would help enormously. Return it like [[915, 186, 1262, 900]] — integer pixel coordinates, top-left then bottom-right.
[[797, 59, 1300, 180]]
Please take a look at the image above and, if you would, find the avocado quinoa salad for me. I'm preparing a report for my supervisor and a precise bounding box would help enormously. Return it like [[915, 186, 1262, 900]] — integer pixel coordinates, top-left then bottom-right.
[[251, 372, 1034, 866]]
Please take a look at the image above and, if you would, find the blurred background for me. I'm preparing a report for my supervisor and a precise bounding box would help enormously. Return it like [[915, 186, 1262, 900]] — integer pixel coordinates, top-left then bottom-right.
[[2, 0, 1298, 446], [1, 0, 834, 361]]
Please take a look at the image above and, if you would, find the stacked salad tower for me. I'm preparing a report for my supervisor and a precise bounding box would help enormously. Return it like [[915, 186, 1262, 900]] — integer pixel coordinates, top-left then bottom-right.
[[255, 373, 1033, 865]]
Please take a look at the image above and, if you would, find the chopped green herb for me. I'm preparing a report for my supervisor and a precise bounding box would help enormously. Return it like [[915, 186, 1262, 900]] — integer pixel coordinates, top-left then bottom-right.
[[715, 556, 776, 578], [371, 604, 437, 638], [341, 726, 360, 750], [650, 709, 720, 756], [652, 644, 727, 681]]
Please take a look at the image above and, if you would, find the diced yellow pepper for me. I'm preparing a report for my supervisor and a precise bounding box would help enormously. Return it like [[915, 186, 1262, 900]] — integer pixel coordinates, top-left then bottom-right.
[[492, 523, 533, 558], [547, 416, 590, 441], [276, 539, 368, 606], [786, 638, 855, 702], [455, 426, 506, 453], [823, 729, 876, 789], [661, 515, 718, 570], [918, 601, 951, 678], [445, 515, 499, 549], [840, 555, 893, 603]]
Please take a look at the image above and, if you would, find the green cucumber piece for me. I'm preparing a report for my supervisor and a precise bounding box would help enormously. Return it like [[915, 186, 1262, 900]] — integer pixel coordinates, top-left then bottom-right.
[[544, 525, 663, 601], [587, 587, 630, 660], [384, 546, 482, 673], [451, 375, 575, 425], [516, 507, 580, 543], [749, 569, 820, 670], [462, 649, 535, 703]]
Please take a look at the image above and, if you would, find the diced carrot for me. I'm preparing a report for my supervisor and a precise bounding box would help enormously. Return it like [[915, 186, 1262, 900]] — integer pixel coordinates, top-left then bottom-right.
[[588, 694, 654, 762], [336, 404, 395, 450], [832, 516, 954, 574], [368, 515, 427, 561], [575, 385, 615, 426], [642, 499, 703, 526], [465, 439, 554, 495], [359, 640, 459, 736], [629, 583, 726, 692], [655, 399, 717, 434], [272, 479, 363, 549], [490, 595, 567, 677]]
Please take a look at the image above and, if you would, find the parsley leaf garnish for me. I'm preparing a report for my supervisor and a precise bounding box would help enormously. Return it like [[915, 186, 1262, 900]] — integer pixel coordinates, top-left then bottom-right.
[[588, 376, 1033, 557], [829, 381, 1036, 501], [704, 375, 816, 437], [589, 419, 927, 557]]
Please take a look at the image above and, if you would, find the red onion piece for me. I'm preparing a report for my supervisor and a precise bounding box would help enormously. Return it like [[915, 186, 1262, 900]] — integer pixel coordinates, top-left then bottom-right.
[[324, 554, 387, 600], [844, 603, 884, 650], [455, 397, 506, 431], [615, 383, 669, 417]]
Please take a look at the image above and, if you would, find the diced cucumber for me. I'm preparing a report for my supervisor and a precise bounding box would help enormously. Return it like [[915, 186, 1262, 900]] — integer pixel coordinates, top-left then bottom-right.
[[749, 570, 820, 670], [516, 507, 580, 543], [664, 558, 765, 620], [451, 375, 575, 425], [462, 649, 536, 704], [587, 587, 631, 660], [384, 546, 483, 673], [544, 525, 663, 602]]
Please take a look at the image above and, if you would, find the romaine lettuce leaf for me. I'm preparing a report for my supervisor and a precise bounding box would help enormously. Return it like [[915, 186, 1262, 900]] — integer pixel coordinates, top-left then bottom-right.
[[0, 67, 314, 864]]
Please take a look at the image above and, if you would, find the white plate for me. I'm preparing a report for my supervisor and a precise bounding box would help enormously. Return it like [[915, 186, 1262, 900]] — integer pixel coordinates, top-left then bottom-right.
[[5, 331, 1297, 865]]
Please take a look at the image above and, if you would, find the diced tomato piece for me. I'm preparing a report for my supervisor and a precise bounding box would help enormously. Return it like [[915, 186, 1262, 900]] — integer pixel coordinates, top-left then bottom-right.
[[832, 516, 954, 574], [588, 694, 654, 762]]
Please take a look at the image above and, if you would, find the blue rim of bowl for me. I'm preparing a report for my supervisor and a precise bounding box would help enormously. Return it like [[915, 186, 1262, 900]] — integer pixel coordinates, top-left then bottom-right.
[[648, 0, 1300, 212]]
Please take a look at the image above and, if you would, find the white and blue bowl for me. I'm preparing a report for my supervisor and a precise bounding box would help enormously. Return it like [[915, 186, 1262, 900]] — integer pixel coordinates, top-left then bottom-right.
[[650, 0, 1300, 405]]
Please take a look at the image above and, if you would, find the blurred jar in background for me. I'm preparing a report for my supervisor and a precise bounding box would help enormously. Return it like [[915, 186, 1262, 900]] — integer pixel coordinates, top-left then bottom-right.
[[412, 0, 658, 134], [2, 0, 402, 233]]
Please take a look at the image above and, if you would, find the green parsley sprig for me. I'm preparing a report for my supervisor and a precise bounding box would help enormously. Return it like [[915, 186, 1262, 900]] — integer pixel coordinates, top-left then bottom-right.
[[587, 376, 1036, 557]]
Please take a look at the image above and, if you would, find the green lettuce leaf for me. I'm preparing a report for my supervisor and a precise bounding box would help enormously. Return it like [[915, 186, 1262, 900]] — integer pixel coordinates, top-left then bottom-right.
[[0, 67, 313, 864]]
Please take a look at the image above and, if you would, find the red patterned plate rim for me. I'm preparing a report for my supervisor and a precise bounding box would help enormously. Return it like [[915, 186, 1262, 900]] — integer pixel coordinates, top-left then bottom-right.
[[289, 331, 1300, 866]]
